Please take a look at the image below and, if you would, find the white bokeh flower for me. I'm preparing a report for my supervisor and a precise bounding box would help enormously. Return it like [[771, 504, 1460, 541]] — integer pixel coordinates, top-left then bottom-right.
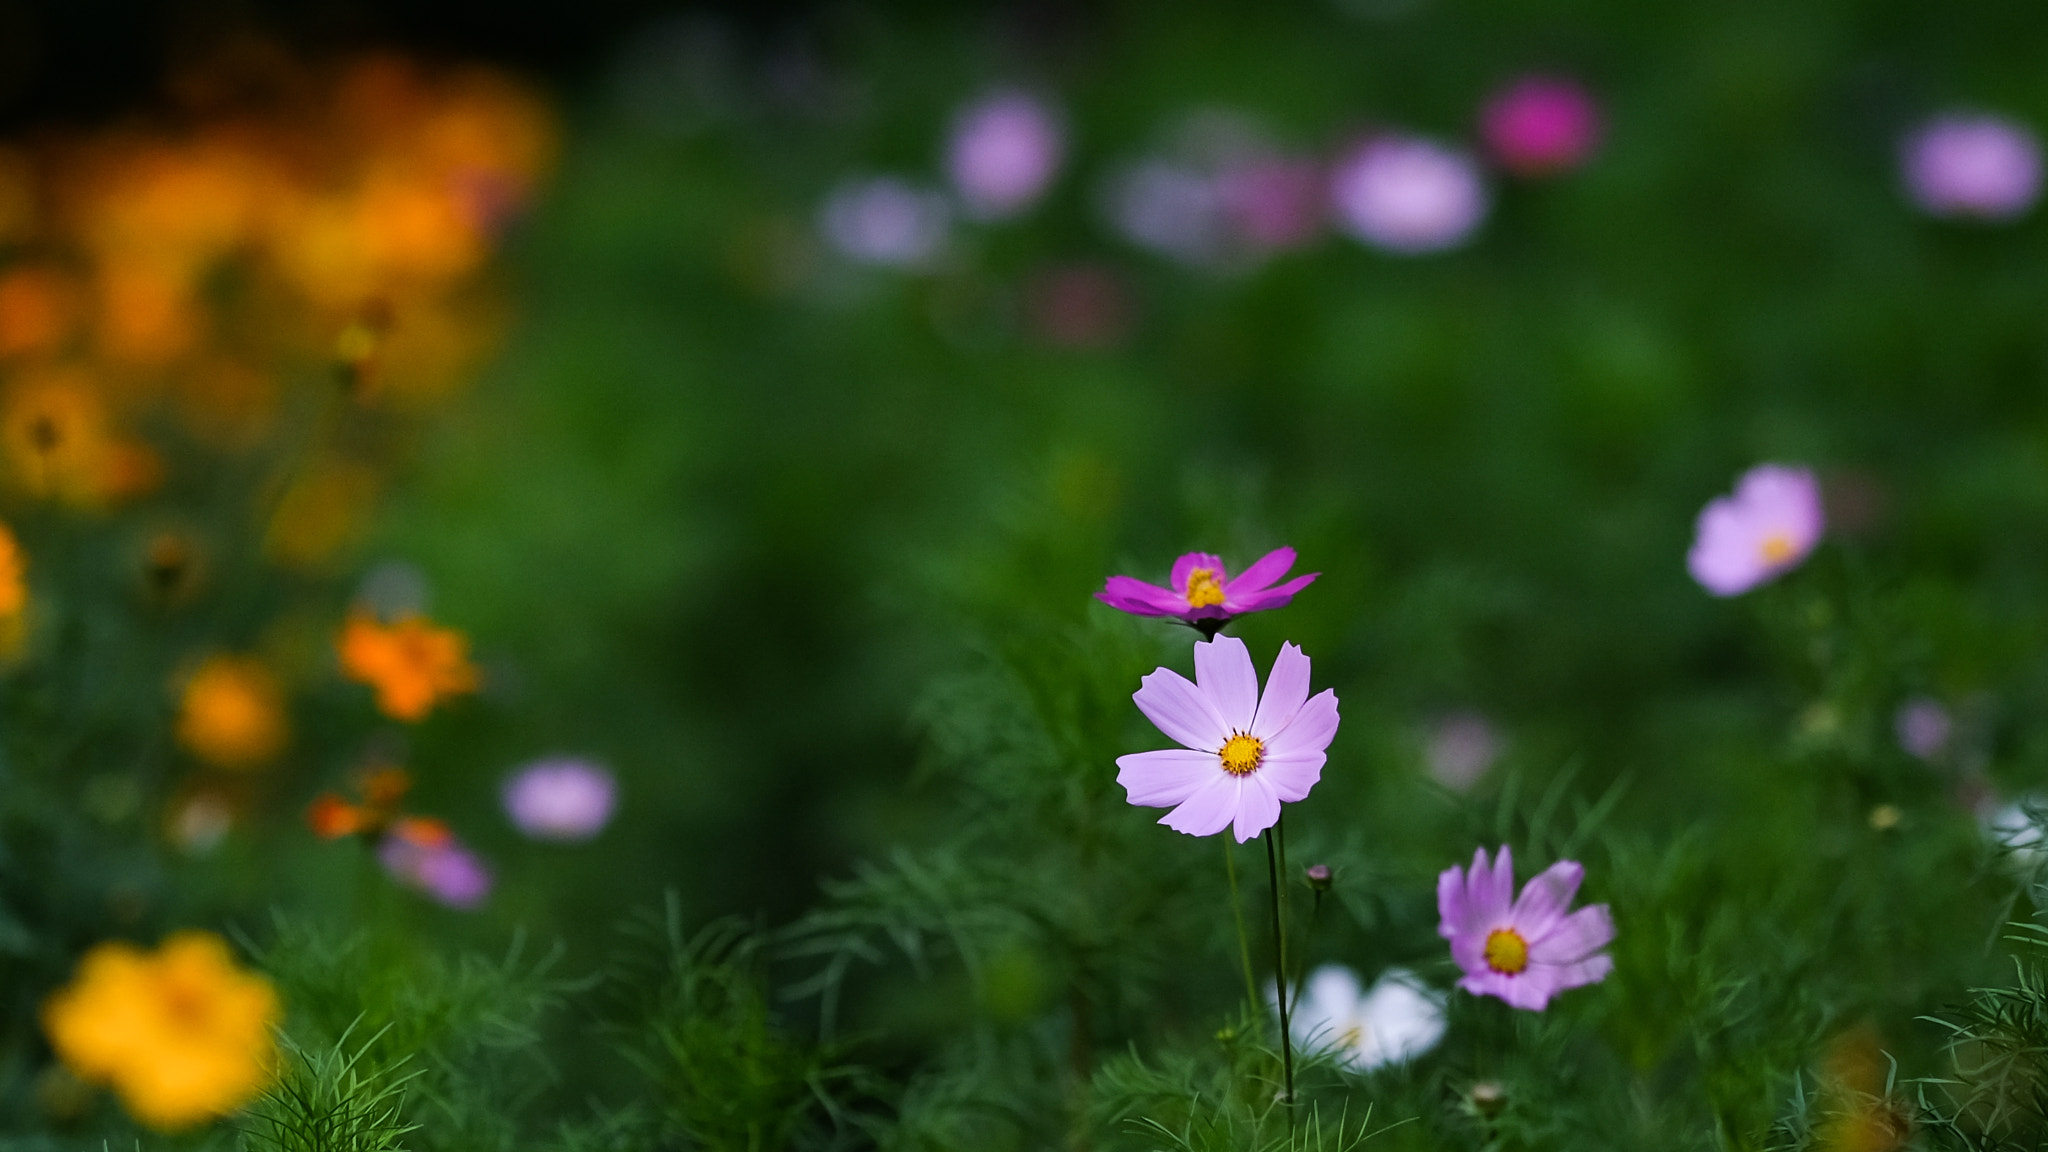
[[1284, 965, 1446, 1071]]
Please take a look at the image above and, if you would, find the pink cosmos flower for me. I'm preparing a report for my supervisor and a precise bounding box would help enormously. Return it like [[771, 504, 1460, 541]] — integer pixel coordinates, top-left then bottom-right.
[[1437, 845, 1613, 1011], [379, 834, 492, 909], [1686, 464, 1824, 597], [1115, 635, 1339, 842], [947, 90, 1065, 219], [503, 757, 618, 841], [1901, 113, 2042, 222], [1330, 133, 1489, 254], [1096, 547, 1318, 634], [1480, 75, 1603, 177]]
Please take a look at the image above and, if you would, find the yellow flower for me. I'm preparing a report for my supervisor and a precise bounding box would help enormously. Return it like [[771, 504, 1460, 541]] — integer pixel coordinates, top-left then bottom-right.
[[175, 655, 288, 770], [42, 932, 279, 1131], [337, 612, 479, 721]]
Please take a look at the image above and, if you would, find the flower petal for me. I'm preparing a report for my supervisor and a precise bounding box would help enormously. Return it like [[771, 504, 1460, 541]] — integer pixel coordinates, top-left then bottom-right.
[[1261, 750, 1325, 803], [1160, 775, 1239, 837], [1263, 688, 1339, 758], [1229, 570, 1319, 612], [1438, 862, 1474, 939], [1509, 859, 1584, 936], [1223, 547, 1296, 595], [1133, 666, 1228, 751], [1170, 552, 1228, 595], [1532, 952, 1613, 993], [1528, 903, 1615, 965], [1194, 635, 1259, 733], [1476, 845, 1514, 926], [1097, 576, 1186, 615], [1251, 643, 1311, 738], [1115, 749, 1219, 807], [1229, 774, 1281, 842]]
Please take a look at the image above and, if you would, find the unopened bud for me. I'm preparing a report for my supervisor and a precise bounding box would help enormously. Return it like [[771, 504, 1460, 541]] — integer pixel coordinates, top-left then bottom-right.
[[1304, 864, 1333, 891], [1467, 1080, 1506, 1117]]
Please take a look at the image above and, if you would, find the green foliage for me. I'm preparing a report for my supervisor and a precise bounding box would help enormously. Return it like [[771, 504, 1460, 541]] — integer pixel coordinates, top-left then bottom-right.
[[239, 1030, 418, 1152]]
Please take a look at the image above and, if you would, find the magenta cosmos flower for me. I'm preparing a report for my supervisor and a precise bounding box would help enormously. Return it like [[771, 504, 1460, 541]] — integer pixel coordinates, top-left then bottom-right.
[[1687, 464, 1824, 597], [1901, 112, 2042, 222], [503, 757, 617, 842], [1097, 547, 1318, 635], [1437, 845, 1613, 1011], [1115, 635, 1339, 842], [1480, 75, 1603, 177]]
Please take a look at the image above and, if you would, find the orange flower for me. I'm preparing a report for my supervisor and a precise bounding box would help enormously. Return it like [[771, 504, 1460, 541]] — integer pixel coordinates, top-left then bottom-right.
[[0, 519, 24, 618], [0, 371, 161, 505], [42, 932, 279, 1131], [337, 612, 478, 721], [175, 655, 288, 770], [0, 266, 81, 358], [306, 764, 450, 846]]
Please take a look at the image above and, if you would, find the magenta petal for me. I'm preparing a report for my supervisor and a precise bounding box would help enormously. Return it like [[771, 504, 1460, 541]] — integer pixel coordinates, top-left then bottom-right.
[[1535, 952, 1613, 993], [1509, 860, 1584, 933], [1437, 863, 1472, 939], [1265, 689, 1338, 760], [1132, 667, 1228, 751], [1497, 969, 1562, 1011], [1230, 571, 1319, 612], [1261, 751, 1325, 803], [1529, 903, 1615, 964], [1476, 846, 1514, 925], [1230, 775, 1281, 842], [1098, 576, 1187, 615], [1161, 775, 1239, 837], [1116, 749, 1218, 807], [1170, 552, 1228, 594], [1224, 546, 1297, 594], [1194, 636, 1260, 733], [1687, 501, 1765, 597], [1251, 643, 1311, 738]]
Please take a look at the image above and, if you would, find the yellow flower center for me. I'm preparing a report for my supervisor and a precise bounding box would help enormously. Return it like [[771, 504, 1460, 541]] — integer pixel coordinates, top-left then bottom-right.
[[1759, 531, 1796, 565], [1483, 928, 1529, 975], [1219, 732, 1265, 776], [1185, 567, 1226, 608]]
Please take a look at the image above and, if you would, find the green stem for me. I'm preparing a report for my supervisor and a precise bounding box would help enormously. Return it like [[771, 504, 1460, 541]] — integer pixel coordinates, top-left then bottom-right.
[[1225, 840, 1259, 1020], [1265, 821, 1295, 1112]]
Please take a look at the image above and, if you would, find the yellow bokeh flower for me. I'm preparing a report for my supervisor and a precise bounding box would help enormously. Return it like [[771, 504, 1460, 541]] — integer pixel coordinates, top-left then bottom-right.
[[176, 654, 288, 770], [337, 611, 478, 721], [42, 932, 279, 1131]]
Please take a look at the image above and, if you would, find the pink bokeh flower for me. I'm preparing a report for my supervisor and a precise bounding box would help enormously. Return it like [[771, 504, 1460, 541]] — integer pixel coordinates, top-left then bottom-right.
[[947, 90, 1065, 219], [1687, 464, 1824, 597], [1115, 635, 1339, 843], [1437, 845, 1613, 1011], [1097, 547, 1318, 633], [1330, 133, 1488, 254], [1901, 113, 2042, 222], [379, 834, 492, 909], [1480, 75, 1602, 177], [1895, 697, 1953, 762], [503, 757, 618, 842]]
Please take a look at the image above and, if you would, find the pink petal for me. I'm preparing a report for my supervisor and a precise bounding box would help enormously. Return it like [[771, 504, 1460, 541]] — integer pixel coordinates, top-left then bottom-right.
[[1251, 643, 1311, 738], [1194, 636, 1259, 733], [1261, 750, 1325, 802], [1437, 863, 1474, 939], [1476, 846, 1514, 926], [1228, 570, 1319, 612], [1098, 576, 1186, 615], [1509, 859, 1584, 935], [1133, 667, 1228, 751], [1223, 546, 1296, 595], [1115, 749, 1219, 807], [1170, 552, 1228, 594], [1687, 500, 1767, 597], [1529, 903, 1614, 965], [1160, 775, 1240, 837], [1264, 690, 1339, 761], [1496, 968, 1563, 1011], [1533, 952, 1613, 993], [1229, 774, 1281, 842]]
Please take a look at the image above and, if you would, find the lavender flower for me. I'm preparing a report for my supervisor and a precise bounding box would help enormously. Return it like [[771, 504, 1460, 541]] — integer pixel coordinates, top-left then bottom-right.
[[1330, 134, 1488, 254], [1686, 464, 1824, 597], [818, 176, 951, 267], [1438, 845, 1613, 1011], [379, 834, 492, 909], [1901, 113, 2042, 221], [946, 91, 1064, 219], [503, 757, 618, 842]]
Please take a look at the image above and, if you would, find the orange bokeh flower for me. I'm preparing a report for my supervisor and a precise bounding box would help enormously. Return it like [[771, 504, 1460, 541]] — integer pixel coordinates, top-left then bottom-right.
[[175, 654, 288, 770], [336, 612, 478, 721], [307, 764, 450, 846], [42, 932, 279, 1131], [0, 370, 161, 505], [0, 519, 24, 618]]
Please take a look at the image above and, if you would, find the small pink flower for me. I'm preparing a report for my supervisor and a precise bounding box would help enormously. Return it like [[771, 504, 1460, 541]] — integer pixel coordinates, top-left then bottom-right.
[[1330, 133, 1489, 254], [1096, 547, 1318, 631], [947, 90, 1065, 219], [1115, 635, 1339, 843], [1901, 113, 2042, 221], [1480, 75, 1602, 177], [379, 834, 492, 909], [1687, 464, 1824, 597], [1437, 845, 1613, 1011], [504, 757, 618, 841], [1895, 697, 1953, 762]]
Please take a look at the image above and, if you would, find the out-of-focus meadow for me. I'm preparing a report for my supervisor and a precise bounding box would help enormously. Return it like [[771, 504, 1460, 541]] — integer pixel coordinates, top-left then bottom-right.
[[10, 2, 2048, 1148]]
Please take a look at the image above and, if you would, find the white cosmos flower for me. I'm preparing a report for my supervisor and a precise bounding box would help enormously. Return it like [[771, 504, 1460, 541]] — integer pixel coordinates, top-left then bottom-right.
[[1283, 965, 1446, 1071]]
